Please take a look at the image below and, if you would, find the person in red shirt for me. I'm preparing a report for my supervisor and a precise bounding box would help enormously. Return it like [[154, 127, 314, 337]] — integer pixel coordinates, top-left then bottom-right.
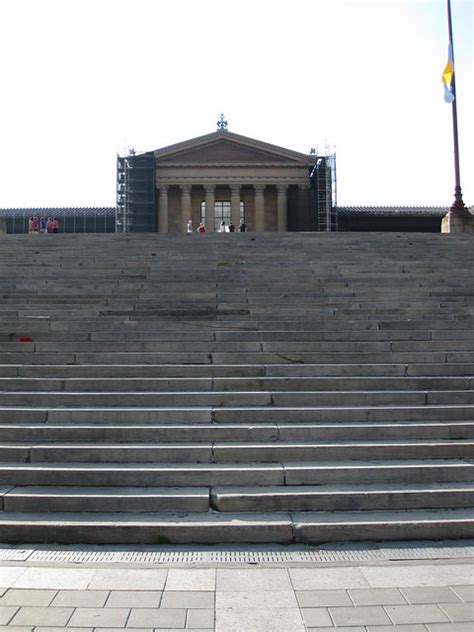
[[196, 223, 206, 233]]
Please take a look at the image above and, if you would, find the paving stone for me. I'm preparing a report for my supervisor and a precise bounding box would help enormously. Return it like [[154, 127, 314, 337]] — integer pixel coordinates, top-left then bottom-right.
[[105, 590, 162, 608], [51, 589, 109, 607], [88, 569, 167, 590], [438, 602, 474, 621], [450, 585, 474, 602], [426, 623, 474, 631], [384, 604, 450, 624], [161, 591, 214, 609], [127, 607, 186, 628], [0, 606, 18, 625], [99, 629, 152, 632], [301, 607, 333, 627], [296, 589, 352, 607], [367, 626, 427, 631], [68, 607, 129, 627], [10, 606, 74, 626], [306, 628, 365, 632], [330, 605, 392, 626], [0, 589, 56, 606], [216, 569, 292, 592], [12, 567, 94, 590], [290, 567, 369, 590], [165, 570, 215, 592], [215, 607, 305, 632], [349, 587, 407, 605], [0, 627, 32, 632], [186, 608, 214, 628], [0, 568, 26, 589], [216, 590, 297, 609], [361, 564, 474, 588], [400, 586, 462, 604], [35, 628, 93, 632]]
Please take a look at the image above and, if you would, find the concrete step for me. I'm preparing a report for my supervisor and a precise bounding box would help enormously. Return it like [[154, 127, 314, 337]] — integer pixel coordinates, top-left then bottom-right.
[[0, 459, 472, 486], [2, 486, 210, 513], [2, 404, 474, 424], [2, 421, 473, 443], [3, 362, 474, 378], [2, 440, 473, 463], [0, 390, 456, 407], [211, 482, 474, 512], [0, 376, 471, 392], [0, 508, 471, 544]]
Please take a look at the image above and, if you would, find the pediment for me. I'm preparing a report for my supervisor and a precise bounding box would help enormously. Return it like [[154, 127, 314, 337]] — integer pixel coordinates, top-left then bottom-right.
[[154, 131, 313, 166]]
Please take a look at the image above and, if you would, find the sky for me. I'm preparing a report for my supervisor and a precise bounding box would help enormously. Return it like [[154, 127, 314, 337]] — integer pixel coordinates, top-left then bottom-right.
[[0, 0, 472, 209]]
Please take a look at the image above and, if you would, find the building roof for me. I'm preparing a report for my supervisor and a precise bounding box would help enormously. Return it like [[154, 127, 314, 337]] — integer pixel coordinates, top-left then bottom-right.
[[337, 206, 449, 217]]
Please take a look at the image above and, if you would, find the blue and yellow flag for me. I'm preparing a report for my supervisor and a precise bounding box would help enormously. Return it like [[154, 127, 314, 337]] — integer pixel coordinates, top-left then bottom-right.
[[442, 44, 455, 103]]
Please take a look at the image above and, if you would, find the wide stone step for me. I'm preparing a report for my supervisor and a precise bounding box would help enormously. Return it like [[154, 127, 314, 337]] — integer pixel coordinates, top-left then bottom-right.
[[211, 482, 474, 511], [3, 482, 473, 514], [0, 459, 472, 486], [2, 421, 473, 443], [3, 362, 474, 378], [1, 350, 466, 364], [3, 389, 473, 407], [2, 486, 210, 513], [2, 404, 474, 424], [0, 508, 472, 544], [2, 440, 472, 463], [0, 376, 471, 392]]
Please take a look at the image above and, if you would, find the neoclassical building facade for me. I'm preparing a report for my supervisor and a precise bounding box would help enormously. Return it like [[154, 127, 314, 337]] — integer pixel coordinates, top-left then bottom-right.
[[155, 128, 316, 233], [116, 126, 335, 233]]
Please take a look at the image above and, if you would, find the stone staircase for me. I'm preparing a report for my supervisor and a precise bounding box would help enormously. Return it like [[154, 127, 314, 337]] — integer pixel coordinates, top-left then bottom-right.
[[0, 232, 473, 544]]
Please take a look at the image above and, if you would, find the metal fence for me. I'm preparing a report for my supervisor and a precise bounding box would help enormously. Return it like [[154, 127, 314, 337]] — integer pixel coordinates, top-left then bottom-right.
[[0, 208, 116, 234]]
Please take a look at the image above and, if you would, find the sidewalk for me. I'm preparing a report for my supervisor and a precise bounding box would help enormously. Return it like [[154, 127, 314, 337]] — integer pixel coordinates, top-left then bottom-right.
[[0, 541, 473, 631]]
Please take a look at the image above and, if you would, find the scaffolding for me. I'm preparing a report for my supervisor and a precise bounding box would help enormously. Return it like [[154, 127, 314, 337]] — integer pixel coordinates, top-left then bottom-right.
[[310, 149, 337, 232], [116, 151, 156, 233]]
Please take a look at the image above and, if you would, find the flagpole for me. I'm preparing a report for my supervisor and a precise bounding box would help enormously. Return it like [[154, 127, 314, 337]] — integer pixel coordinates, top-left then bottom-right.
[[446, 0, 468, 216]]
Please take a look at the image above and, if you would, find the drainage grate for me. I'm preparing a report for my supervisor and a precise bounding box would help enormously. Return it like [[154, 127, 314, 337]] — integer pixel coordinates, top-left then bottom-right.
[[0, 549, 33, 561], [2, 544, 469, 565]]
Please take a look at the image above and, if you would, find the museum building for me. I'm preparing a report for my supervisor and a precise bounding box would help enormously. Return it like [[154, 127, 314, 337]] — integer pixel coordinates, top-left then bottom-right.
[[116, 122, 336, 234]]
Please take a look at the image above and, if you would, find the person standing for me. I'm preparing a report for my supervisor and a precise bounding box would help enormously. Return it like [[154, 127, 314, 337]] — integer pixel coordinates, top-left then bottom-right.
[[196, 223, 206, 233], [228, 222, 235, 232], [186, 220, 193, 235], [239, 221, 247, 232]]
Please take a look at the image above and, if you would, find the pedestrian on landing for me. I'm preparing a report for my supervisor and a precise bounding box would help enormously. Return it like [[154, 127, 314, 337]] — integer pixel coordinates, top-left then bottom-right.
[[196, 223, 206, 233], [186, 220, 193, 234], [52, 217, 59, 233], [219, 220, 227, 232], [31, 216, 39, 234], [39, 216, 47, 234], [28, 217, 34, 234], [47, 218, 54, 233], [239, 221, 247, 232], [228, 222, 235, 232]]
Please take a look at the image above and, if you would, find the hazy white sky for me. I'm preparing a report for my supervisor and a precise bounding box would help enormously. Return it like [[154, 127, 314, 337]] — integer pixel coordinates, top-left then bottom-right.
[[0, 0, 472, 208]]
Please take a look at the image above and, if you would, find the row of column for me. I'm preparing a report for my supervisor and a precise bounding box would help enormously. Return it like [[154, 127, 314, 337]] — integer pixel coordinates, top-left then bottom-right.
[[158, 184, 289, 232]]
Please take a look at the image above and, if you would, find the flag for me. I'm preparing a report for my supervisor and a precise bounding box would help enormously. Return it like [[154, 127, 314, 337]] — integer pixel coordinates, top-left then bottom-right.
[[442, 44, 455, 103]]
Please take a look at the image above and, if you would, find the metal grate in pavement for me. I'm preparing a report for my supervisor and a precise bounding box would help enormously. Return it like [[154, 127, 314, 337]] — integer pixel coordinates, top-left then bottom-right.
[[1, 544, 472, 565]]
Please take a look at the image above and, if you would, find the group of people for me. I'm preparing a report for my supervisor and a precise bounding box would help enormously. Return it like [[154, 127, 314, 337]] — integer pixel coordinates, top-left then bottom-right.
[[28, 216, 60, 234], [187, 220, 247, 234]]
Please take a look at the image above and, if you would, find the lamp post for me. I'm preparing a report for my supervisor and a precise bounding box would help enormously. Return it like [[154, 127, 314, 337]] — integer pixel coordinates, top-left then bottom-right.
[[446, 0, 468, 217]]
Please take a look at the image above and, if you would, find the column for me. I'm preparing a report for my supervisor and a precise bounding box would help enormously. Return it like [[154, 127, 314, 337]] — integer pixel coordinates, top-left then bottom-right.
[[277, 184, 288, 232], [158, 185, 169, 233], [230, 184, 241, 228], [180, 185, 192, 231], [254, 184, 265, 232], [205, 185, 215, 232]]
